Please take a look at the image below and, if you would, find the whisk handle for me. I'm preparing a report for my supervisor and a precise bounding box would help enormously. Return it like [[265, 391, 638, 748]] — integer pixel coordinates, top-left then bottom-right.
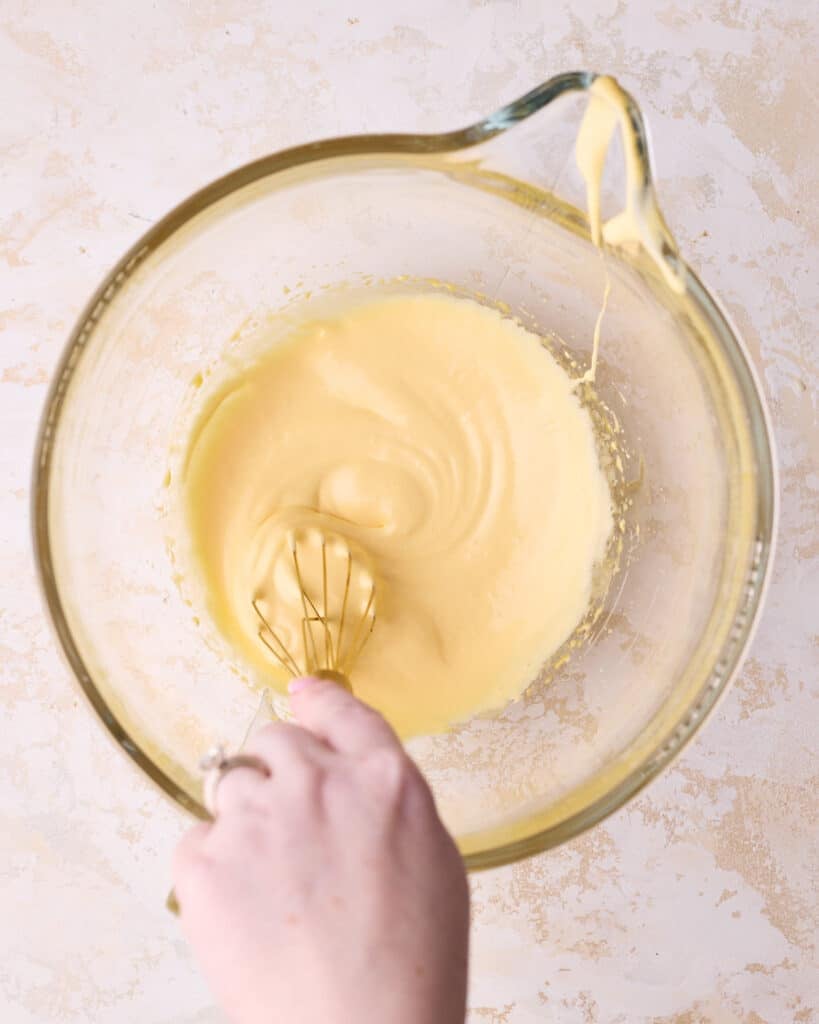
[[312, 669, 353, 692]]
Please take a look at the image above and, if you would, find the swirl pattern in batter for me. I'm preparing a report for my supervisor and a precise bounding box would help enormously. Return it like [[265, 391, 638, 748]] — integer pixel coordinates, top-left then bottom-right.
[[183, 292, 612, 736]]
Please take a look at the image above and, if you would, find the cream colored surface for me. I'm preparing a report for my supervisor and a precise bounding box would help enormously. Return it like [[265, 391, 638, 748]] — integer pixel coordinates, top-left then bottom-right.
[[1, 3, 816, 1023], [183, 293, 612, 735]]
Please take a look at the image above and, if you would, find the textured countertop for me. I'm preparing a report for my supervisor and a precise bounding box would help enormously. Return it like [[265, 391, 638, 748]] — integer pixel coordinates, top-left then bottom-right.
[[1, 3, 816, 1022]]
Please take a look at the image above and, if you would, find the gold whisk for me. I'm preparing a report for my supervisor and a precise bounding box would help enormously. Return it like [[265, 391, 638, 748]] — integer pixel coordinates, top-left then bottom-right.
[[166, 527, 375, 918], [251, 527, 376, 689]]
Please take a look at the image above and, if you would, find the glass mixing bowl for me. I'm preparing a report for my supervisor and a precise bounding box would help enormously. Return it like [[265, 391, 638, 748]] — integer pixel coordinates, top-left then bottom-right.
[[33, 72, 776, 868]]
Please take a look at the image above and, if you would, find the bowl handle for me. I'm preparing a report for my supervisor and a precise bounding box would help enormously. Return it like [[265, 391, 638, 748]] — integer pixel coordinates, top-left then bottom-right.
[[452, 71, 687, 294], [574, 74, 686, 294]]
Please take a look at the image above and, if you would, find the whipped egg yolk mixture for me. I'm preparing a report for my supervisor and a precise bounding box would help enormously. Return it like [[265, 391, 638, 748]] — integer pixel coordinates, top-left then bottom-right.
[[183, 292, 612, 736]]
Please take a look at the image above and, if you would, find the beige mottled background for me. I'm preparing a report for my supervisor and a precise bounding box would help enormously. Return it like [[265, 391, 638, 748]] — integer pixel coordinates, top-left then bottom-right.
[[1, 2, 817, 1022]]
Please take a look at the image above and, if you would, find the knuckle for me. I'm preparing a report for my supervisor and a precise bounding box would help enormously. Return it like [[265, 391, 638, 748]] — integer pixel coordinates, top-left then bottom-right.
[[361, 748, 413, 800], [284, 756, 324, 798], [219, 790, 271, 819], [257, 720, 319, 758], [205, 816, 275, 868], [233, 815, 274, 851], [246, 721, 296, 756], [254, 720, 286, 740], [347, 702, 393, 738], [295, 679, 342, 707], [216, 767, 270, 805]]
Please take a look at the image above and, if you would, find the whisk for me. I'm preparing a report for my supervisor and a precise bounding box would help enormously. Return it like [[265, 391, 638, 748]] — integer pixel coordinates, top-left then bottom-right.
[[166, 526, 376, 918], [251, 527, 376, 690]]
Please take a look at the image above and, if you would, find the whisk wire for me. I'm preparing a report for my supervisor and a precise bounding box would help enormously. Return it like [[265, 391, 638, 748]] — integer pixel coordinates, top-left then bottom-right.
[[335, 549, 353, 669], [291, 541, 322, 673], [340, 586, 376, 675], [253, 598, 303, 677], [321, 538, 331, 667], [252, 531, 375, 682]]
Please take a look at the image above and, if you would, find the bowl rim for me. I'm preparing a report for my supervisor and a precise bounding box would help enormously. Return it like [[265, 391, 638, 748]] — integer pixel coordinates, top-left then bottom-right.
[[31, 71, 778, 867]]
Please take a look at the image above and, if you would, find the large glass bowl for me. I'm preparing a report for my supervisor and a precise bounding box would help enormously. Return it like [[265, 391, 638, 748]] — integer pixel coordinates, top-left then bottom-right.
[[33, 72, 776, 868]]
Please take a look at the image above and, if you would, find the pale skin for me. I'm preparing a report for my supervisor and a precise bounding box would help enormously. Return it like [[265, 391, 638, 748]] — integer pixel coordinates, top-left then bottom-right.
[[173, 676, 470, 1024]]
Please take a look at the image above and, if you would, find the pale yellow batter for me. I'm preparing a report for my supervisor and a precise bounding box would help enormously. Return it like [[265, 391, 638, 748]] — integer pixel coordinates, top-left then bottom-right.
[[183, 292, 612, 737]]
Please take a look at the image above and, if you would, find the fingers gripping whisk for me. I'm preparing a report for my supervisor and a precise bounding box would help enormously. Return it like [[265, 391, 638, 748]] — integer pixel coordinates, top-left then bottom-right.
[[252, 529, 376, 681]]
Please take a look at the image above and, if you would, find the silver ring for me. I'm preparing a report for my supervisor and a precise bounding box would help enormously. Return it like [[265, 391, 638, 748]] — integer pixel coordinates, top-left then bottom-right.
[[200, 744, 271, 816]]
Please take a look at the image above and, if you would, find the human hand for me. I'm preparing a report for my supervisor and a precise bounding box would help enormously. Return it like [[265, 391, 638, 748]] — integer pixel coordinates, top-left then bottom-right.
[[173, 677, 469, 1024]]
